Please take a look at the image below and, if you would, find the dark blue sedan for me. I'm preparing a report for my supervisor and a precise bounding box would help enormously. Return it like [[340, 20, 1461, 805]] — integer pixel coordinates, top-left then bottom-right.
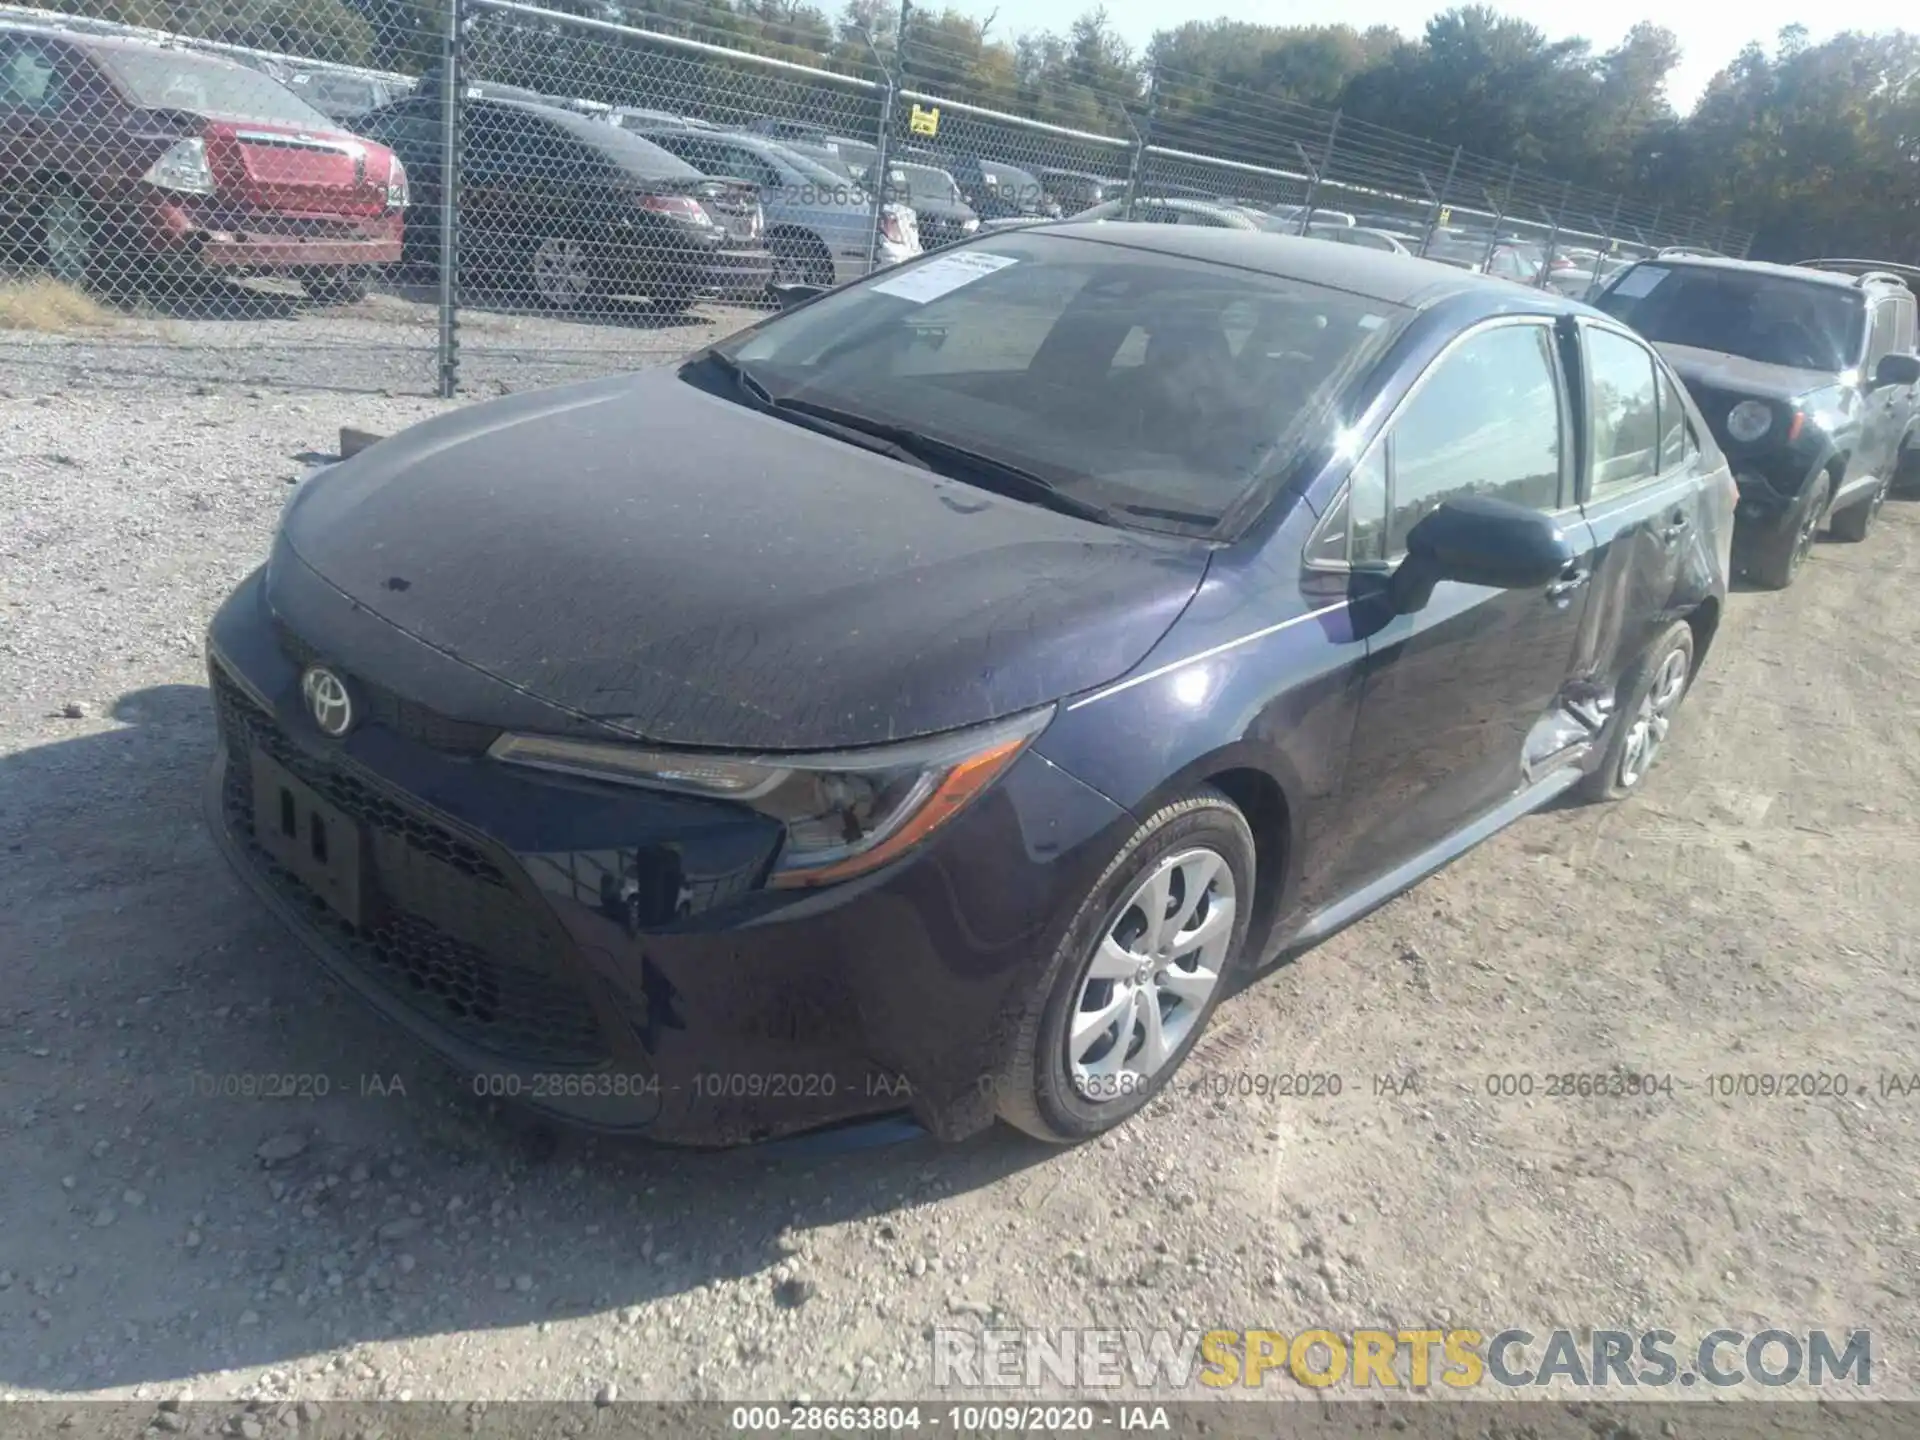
[[204, 224, 1734, 1146]]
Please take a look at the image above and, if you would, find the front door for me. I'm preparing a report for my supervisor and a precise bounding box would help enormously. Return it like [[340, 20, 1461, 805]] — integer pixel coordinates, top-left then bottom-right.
[[1318, 318, 1594, 900]]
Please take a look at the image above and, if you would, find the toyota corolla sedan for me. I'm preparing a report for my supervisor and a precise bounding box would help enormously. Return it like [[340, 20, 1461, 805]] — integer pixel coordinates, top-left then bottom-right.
[[205, 226, 1732, 1148]]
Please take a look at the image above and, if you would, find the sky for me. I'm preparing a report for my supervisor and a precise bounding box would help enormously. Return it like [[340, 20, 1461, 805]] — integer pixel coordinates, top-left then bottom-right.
[[932, 0, 1910, 113]]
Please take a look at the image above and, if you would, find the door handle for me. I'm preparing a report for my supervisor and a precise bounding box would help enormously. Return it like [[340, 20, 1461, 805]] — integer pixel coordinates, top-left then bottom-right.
[[1546, 568, 1590, 602], [1661, 512, 1690, 542]]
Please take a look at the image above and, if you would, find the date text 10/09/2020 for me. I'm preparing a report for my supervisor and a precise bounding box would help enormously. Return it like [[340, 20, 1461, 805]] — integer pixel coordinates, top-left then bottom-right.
[[729, 1406, 1170, 1433], [185, 1072, 408, 1100]]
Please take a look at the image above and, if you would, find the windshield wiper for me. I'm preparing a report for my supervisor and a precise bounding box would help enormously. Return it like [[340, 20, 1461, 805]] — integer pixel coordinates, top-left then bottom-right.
[[699, 349, 774, 407], [771, 399, 1116, 524]]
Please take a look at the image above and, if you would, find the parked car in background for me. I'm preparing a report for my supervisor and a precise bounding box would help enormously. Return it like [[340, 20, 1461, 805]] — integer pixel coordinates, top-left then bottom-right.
[[286, 66, 409, 121], [1593, 256, 1920, 585], [204, 225, 1730, 1149], [749, 115, 836, 146], [1306, 223, 1411, 255], [606, 105, 707, 131], [1076, 196, 1258, 228], [633, 127, 918, 287], [1038, 168, 1124, 214], [0, 28, 406, 303], [1543, 248, 1628, 298], [357, 94, 770, 309], [778, 138, 856, 181], [935, 154, 1057, 222], [882, 161, 977, 249]]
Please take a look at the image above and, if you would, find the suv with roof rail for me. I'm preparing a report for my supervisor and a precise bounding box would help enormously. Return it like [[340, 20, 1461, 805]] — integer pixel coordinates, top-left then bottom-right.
[[1592, 255, 1920, 586]]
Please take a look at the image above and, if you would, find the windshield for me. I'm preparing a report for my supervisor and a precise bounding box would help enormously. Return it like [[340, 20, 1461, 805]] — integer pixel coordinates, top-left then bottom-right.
[[713, 232, 1406, 536], [1596, 265, 1865, 371], [100, 48, 339, 128], [293, 71, 378, 111]]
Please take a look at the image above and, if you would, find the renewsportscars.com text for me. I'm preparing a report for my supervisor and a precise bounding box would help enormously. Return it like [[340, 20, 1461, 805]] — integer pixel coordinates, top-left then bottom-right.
[[932, 1327, 1872, 1391]]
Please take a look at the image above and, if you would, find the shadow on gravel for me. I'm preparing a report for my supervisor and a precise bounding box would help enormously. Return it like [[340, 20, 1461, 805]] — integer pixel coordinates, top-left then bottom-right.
[[0, 682, 1047, 1394]]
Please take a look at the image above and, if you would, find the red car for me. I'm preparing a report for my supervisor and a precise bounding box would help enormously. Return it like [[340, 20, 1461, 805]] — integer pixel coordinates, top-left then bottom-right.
[[0, 27, 405, 302]]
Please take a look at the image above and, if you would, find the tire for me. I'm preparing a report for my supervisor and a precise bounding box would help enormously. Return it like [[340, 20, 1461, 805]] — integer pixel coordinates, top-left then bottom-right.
[[302, 268, 372, 306], [766, 230, 833, 292], [1575, 619, 1696, 803], [1894, 439, 1920, 498], [1748, 470, 1829, 589], [1828, 476, 1887, 542], [997, 786, 1256, 1144], [36, 186, 103, 292], [527, 235, 595, 308]]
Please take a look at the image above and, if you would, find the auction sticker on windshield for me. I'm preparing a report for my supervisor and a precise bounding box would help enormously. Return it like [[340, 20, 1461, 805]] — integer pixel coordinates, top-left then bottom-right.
[[1611, 265, 1669, 298], [871, 251, 1019, 304]]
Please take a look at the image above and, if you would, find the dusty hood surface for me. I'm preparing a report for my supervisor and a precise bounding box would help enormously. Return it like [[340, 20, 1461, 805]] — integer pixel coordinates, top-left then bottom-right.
[[280, 368, 1210, 750]]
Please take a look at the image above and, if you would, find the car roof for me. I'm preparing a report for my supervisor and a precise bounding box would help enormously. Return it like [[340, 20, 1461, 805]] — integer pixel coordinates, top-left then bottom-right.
[[15, 26, 250, 68], [1036, 222, 1580, 310], [1628, 253, 1866, 293]]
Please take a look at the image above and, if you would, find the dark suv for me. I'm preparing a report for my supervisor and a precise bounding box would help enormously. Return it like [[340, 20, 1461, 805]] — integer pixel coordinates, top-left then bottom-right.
[[1593, 256, 1920, 587]]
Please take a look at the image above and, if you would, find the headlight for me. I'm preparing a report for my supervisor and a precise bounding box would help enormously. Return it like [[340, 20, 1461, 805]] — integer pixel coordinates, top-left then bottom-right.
[[1727, 400, 1773, 443], [487, 706, 1054, 888], [143, 138, 216, 196], [386, 158, 409, 209]]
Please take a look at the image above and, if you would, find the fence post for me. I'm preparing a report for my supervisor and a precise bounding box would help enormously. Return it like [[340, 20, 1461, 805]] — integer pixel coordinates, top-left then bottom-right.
[[1418, 146, 1460, 258], [1296, 110, 1340, 234], [866, 66, 895, 272], [1537, 179, 1571, 288], [1479, 161, 1517, 271], [435, 0, 464, 399], [1122, 63, 1157, 222]]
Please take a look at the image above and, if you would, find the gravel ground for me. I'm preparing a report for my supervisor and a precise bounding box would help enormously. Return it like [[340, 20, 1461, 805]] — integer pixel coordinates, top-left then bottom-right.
[[1, 341, 1918, 1417]]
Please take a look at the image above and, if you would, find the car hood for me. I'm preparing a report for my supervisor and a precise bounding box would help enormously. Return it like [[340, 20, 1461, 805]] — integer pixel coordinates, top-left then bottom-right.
[[1654, 343, 1840, 405], [278, 368, 1210, 751]]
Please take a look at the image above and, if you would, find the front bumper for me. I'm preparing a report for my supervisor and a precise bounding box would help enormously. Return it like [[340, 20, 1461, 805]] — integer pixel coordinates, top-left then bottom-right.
[[203, 567, 1131, 1146], [143, 195, 404, 272]]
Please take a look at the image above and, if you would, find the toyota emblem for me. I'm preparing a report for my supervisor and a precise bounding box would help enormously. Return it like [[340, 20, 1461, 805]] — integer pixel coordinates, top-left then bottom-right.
[[301, 666, 355, 737]]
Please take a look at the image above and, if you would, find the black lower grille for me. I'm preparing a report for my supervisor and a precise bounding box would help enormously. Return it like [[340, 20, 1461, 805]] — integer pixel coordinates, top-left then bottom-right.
[[211, 662, 608, 1067]]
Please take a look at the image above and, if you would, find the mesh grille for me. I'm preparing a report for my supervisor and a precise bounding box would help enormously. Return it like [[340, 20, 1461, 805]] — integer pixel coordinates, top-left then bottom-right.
[[211, 659, 609, 1066]]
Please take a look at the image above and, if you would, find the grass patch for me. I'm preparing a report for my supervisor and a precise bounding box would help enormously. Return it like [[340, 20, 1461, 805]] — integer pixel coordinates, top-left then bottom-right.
[[0, 277, 116, 333]]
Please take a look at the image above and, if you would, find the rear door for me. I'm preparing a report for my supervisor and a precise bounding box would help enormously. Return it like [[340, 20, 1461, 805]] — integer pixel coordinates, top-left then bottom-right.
[[1567, 320, 1707, 717], [1855, 292, 1909, 497], [1317, 317, 1598, 900]]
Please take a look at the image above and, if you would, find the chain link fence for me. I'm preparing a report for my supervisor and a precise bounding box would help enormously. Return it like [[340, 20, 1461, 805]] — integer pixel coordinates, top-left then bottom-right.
[[0, 0, 1750, 397]]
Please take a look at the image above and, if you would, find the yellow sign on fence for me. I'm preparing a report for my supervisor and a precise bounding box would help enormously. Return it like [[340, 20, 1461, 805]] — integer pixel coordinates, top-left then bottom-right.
[[909, 103, 940, 137]]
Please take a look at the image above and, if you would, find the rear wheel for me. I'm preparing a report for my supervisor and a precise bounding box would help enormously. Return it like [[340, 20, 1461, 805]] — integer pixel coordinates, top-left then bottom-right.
[[998, 787, 1254, 1143], [1749, 471, 1829, 589], [1576, 619, 1696, 803], [528, 236, 595, 308], [301, 268, 372, 306], [766, 230, 833, 291], [1828, 476, 1888, 542]]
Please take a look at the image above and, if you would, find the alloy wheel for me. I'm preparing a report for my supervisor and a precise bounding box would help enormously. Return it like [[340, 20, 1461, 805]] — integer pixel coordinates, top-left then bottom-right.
[[41, 194, 90, 287], [1618, 644, 1690, 790], [1790, 491, 1823, 572], [531, 237, 593, 306], [1066, 847, 1234, 1102]]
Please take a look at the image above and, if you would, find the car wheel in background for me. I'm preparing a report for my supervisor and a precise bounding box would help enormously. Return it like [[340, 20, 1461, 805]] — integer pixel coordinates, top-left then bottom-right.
[[1576, 619, 1696, 803], [1828, 476, 1888, 541], [529, 236, 595, 308], [766, 229, 833, 291], [1749, 471, 1830, 589], [301, 268, 373, 306], [998, 786, 1255, 1143], [37, 188, 104, 294]]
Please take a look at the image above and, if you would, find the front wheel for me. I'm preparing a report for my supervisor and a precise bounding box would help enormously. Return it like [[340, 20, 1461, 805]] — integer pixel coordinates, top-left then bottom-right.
[[1575, 619, 1696, 803], [1748, 471, 1829, 589], [997, 787, 1255, 1143], [1828, 477, 1887, 542]]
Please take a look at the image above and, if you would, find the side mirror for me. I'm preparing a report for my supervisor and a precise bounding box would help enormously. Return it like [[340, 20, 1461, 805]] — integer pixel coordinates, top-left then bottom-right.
[[1874, 352, 1920, 387], [1390, 494, 1575, 614], [769, 281, 827, 309]]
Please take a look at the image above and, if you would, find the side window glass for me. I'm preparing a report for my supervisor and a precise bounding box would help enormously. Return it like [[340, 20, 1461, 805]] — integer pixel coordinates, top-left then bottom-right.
[[1304, 484, 1350, 567], [1587, 328, 1661, 496], [1866, 297, 1899, 370], [1350, 445, 1388, 563], [1385, 324, 1563, 555], [1656, 366, 1688, 472], [0, 39, 65, 110], [1899, 298, 1916, 355]]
